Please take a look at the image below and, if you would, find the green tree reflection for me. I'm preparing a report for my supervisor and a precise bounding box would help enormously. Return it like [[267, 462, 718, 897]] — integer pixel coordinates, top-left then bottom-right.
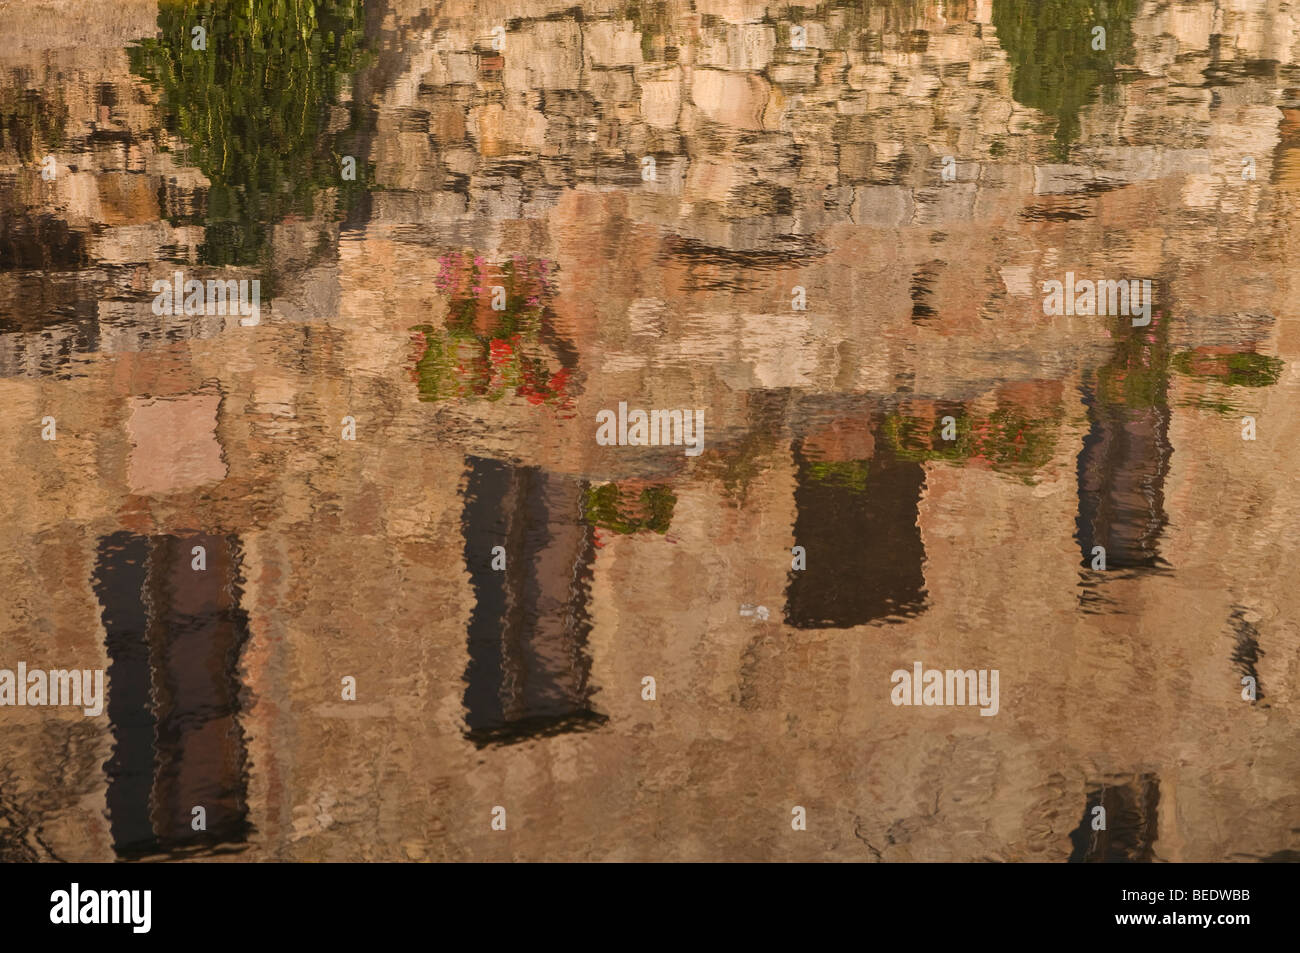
[[129, 0, 368, 268], [993, 0, 1139, 156], [583, 483, 676, 535]]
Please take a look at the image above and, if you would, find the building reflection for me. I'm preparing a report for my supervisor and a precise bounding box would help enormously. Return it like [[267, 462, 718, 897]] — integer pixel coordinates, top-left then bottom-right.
[[94, 531, 251, 858], [461, 456, 605, 745]]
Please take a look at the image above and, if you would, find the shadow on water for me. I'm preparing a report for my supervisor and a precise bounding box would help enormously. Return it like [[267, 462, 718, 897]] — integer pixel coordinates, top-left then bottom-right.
[[1068, 773, 1161, 862], [0, 778, 62, 861], [1227, 605, 1266, 707]]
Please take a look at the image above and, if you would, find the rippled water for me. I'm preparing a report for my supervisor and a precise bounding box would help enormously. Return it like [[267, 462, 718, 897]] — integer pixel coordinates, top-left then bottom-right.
[[1, 0, 1298, 862]]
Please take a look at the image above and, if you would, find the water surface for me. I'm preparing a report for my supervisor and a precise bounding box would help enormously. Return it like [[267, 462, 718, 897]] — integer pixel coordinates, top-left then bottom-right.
[[1, 0, 1298, 862]]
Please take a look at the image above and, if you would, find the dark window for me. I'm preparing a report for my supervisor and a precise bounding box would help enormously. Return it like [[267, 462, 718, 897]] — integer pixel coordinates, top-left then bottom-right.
[[94, 531, 251, 858], [461, 457, 605, 745], [786, 434, 927, 628]]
